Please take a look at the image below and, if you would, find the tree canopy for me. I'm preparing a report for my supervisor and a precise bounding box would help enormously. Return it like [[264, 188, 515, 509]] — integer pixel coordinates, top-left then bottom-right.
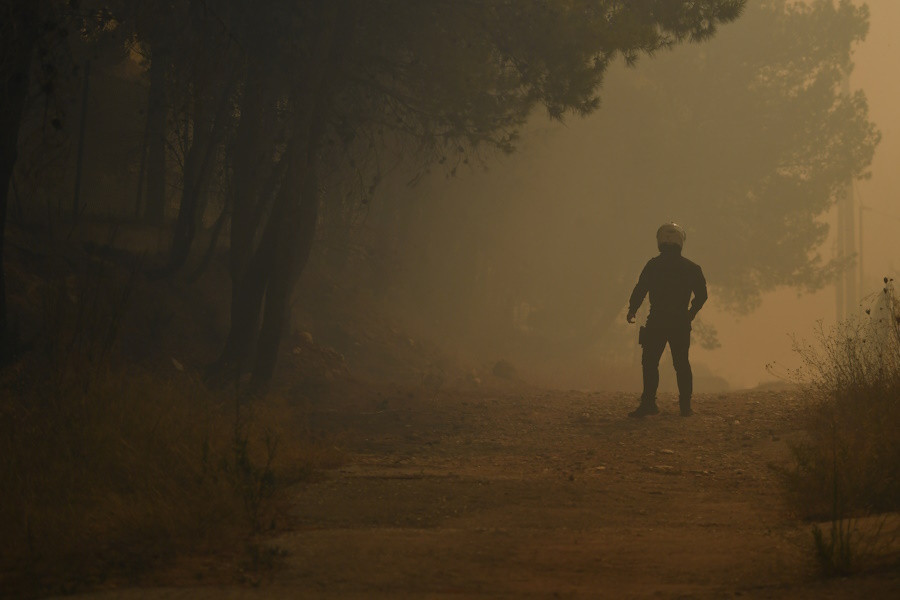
[[363, 0, 878, 357], [1, 0, 748, 380]]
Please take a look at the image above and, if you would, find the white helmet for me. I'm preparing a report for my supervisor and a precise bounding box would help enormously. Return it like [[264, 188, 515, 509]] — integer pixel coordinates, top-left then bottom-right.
[[656, 222, 686, 248]]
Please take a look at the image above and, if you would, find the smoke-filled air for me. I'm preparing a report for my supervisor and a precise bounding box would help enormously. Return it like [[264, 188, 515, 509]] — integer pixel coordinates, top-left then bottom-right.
[[2, 0, 898, 597]]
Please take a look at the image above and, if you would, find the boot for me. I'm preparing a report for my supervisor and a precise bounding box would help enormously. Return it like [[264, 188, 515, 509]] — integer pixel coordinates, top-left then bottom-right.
[[628, 398, 660, 418], [679, 397, 694, 417]]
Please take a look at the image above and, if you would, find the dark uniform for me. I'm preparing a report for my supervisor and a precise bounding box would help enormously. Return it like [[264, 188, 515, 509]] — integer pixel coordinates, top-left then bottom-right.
[[628, 245, 707, 415]]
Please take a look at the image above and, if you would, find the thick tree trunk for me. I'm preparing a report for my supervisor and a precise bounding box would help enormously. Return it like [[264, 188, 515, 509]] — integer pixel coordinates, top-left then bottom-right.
[[189, 195, 230, 282], [144, 45, 169, 226], [214, 226, 275, 376], [164, 95, 208, 273], [157, 78, 231, 275], [206, 66, 272, 382], [213, 126, 317, 388], [228, 66, 269, 279], [0, 3, 38, 359], [217, 2, 344, 389], [212, 134, 302, 376], [247, 69, 334, 388], [71, 59, 91, 221], [250, 155, 320, 387]]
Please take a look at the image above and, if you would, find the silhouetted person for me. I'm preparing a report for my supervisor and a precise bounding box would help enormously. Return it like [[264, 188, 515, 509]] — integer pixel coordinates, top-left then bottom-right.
[[626, 223, 707, 417]]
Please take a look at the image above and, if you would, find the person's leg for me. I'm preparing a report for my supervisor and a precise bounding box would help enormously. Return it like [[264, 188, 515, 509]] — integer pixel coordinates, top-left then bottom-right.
[[631, 330, 666, 417], [670, 327, 693, 415]]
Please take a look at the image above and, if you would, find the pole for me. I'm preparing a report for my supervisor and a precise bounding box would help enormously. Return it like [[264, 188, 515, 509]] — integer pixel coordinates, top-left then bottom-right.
[[836, 197, 845, 322], [845, 180, 857, 312], [835, 71, 856, 320], [859, 202, 865, 300]]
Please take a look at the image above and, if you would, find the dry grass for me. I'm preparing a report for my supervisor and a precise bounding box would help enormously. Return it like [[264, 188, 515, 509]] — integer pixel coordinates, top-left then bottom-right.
[[785, 279, 900, 574], [0, 260, 343, 597], [0, 362, 345, 597], [1, 366, 222, 593]]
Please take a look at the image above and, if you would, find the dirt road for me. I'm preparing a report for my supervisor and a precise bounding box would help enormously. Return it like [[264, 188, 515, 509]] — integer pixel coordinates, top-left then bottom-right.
[[68, 388, 898, 598]]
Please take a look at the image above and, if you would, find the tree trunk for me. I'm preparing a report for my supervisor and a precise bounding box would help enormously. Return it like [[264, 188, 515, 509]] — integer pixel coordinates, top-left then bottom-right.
[[189, 194, 230, 282], [216, 2, 345, 389], [213, 133, 305, 374], [205, 64, 272, 382], [0, 3, 38, 359], [250, 153, 320, 387], [213, 226, 275, 377], [228, 66, 269, 279], [163, 93, 207, 273], [157, 77, 231, 276], [71, 59, 91, 222], [213, 121, 318, 388], [144, 45, 169, 225]]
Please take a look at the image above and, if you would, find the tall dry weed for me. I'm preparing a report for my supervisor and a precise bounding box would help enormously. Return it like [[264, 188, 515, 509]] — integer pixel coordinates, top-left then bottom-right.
[[786, 278, 899, 574], [0, 254, 340, 596], [788, 279, 899, 517]]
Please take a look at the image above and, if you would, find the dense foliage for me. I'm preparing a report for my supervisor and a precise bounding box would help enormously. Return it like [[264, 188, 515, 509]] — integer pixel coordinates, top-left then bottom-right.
[[0, 0, 746, 382], [364, 0, 879, 356]]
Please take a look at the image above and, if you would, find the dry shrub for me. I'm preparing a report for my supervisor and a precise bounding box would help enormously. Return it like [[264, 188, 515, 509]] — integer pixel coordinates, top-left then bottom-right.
[[0, 364, 242, 595], [785, 279, 900, 575], [0, 260, 342, 597], [788, 280, 900, 519]]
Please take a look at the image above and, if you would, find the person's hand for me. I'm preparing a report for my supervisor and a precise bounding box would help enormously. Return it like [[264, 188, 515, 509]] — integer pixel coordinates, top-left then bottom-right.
[[626, 311, 636, 324]]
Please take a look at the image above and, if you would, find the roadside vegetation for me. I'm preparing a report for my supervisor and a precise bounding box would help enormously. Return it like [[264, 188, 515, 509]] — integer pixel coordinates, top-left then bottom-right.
[[0, 250, 342, 598], [786, 278, 900, 575]]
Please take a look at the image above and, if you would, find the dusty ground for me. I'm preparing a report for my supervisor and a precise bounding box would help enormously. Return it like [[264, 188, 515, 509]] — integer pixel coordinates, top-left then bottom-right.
[[65, 387, 898, 599]]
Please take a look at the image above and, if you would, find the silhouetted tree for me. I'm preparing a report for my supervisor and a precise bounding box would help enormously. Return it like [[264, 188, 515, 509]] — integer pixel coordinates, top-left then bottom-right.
[[0, 0, 42, 358], [0, 0, 90, 357], [376, 0, 878, 356], [208, 0, 746, 388], [1, 0, 746, 379], [126, 0, 175, 225]]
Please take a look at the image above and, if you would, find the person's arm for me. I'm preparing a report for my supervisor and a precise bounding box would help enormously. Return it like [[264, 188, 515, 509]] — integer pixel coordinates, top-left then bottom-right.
[[688, 265, 708, 321], [627, 264, 650, 323]]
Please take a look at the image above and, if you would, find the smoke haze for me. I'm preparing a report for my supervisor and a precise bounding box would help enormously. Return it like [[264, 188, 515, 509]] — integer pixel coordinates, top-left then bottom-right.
[[354, 0, 895, 390]]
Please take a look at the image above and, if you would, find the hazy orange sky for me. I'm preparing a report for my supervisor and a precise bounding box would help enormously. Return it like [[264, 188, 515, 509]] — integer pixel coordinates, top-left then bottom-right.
[[695, 0, 900, 388]]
